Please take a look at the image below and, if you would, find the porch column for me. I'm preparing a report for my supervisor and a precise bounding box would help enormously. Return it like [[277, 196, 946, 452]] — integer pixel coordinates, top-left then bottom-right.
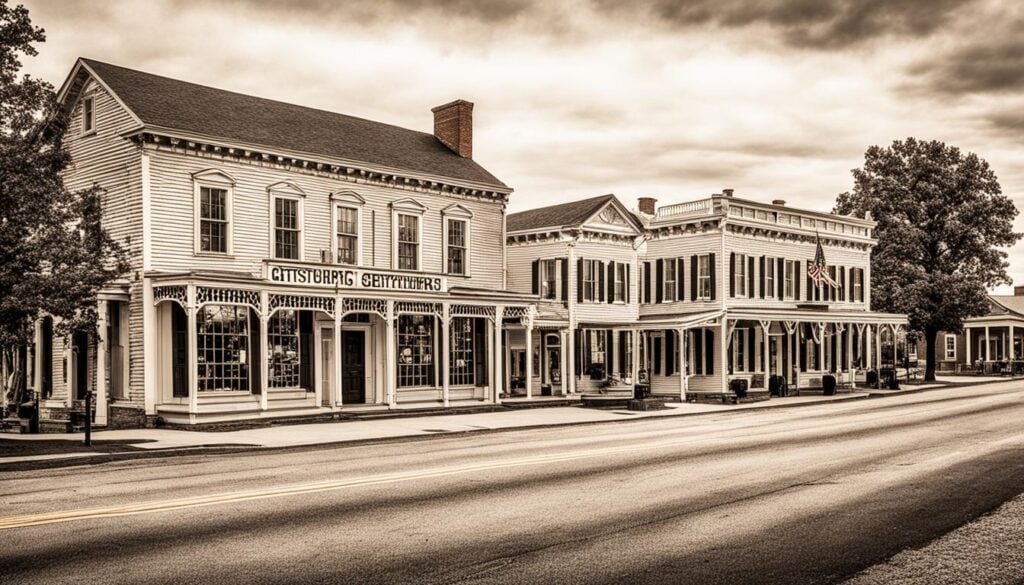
[[874, 325, 882, 386], [493, 305, 504, 404], [334, 300, 342, 409], [385, 300, 396, 408], [95, 300, 108, 426], [965, 328, 972, 364], [985, 326, 991, 362], [678, 327, 687, 401], [845, 324, 854, 375], [62, 322, 72, 408], [32, 318, 42, 399], [630, 329, 640, 389], [761, 322, 770, 381], [441, 304, 450, 407], [560, 329, 570, 396], [818, 324, 826, 372], [186, 285, 199, 416], [720, 319, 729, 395], [525, 318, 533, 400], [1011, 325, 1017, 360], [567, 325, 576, 394], [259, 291, 269, 412], [865, 325, 874, 370]]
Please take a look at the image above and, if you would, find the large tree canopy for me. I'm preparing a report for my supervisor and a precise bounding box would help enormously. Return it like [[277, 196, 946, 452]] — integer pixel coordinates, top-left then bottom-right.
[[835, 138, 1020, 381], [0, 0, 128, 355]]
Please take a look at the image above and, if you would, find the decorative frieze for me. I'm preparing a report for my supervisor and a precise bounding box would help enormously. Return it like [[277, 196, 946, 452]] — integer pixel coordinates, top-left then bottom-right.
[[153, 285, 187, 307], [268, 293, 336, 317], [196, 287, 260, 309]]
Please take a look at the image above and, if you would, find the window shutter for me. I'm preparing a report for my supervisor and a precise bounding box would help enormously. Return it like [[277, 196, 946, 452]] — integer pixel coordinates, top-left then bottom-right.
[[693, 330, 703, 375], [777, 258, 785, 300], [573, 330, 582, 376], [705, 329, 715, 375], [607, 262, 615, 304], [806, 259, 814, 301], [748, 329, 755, 372], [729, 252, 736, 297], [656, 259, 664, 304], [841, 267, 848, 302], [643, 262, 651, 304], [748, 256, 755, 299], [665, 329, 675, 376], [618, 331, 627, 376], [653, 336, 662, 375], [577, 258, 584, 303], [598, 261, 606, 303], [794, 260, 801, 300], [531, 259, 539, 295], [709, 254, 717, 300], [759, 256, 766, 299], [560, 258, 568, 302], [690, 255, 698, 301], [606, 330, 614, 375], [626, 264, 632, 304], [676, 258, 685, 302]]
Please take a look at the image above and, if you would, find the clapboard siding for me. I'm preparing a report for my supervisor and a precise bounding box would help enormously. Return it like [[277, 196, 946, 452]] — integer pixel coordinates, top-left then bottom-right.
[[640, 232, 723, 317], [146, 150, 506, 288], [573, 239, 639, 324], [505, 239, 570, 296]]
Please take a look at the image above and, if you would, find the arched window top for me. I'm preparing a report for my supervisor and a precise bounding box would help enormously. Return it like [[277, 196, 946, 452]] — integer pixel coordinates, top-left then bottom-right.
[[191, 168, 236, 186], [266, 181, 306, 197]]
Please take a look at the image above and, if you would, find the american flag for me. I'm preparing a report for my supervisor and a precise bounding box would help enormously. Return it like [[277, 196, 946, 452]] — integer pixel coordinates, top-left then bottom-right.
[[808, 233, 839, 289]]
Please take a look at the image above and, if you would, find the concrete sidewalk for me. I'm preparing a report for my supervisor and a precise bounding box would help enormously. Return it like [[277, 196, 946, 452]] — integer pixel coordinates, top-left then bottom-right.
[[0, 375, 1003, 466]]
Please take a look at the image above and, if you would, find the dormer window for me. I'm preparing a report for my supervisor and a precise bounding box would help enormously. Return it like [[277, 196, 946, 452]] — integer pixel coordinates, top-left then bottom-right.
[[82, 95, 95, 134]]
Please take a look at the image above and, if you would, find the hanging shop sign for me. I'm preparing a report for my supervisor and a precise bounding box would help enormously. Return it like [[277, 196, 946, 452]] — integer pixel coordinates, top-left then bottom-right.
[[266, 262, 446, 292]]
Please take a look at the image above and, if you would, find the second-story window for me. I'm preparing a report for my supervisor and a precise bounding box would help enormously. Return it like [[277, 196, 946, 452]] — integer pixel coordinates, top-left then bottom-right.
[[697, 255, 711, 300], [447, 218, 467, 275], [765, 257, 775, 297], [614, 262, 627, 302], [541, 259, 557, 300], [853, 268, 864, 302], [199, 186, 229, 254], [82, 95, 95, 134], [336, 206, 359, 264], [734, 253, 747, 297], [583, 260, 597, 302], [784, 260, 795, 299], [398, 214, 419, 270], [274, 197, 301, 260], [664, 260, 677, 302]]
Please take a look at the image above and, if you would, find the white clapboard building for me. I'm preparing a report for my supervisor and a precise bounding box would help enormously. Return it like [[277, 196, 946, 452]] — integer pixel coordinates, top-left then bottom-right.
[[505, 193, 908, 403], [32, 58, 536, 429]]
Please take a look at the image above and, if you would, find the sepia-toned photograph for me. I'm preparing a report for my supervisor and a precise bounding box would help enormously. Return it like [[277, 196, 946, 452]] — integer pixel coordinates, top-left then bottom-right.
[[1, 1, 1023, 583]]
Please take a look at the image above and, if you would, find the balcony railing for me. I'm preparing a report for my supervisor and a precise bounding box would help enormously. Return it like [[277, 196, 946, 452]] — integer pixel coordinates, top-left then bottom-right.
[[656, 198, 713, 219]]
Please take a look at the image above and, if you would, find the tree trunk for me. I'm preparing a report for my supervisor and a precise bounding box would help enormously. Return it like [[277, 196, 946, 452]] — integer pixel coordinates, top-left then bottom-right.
[[924, 327, 938, 382]]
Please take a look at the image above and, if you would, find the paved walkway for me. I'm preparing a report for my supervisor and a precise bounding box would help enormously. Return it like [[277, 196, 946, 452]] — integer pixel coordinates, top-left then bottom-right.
[[0, 375, 1006, 465]]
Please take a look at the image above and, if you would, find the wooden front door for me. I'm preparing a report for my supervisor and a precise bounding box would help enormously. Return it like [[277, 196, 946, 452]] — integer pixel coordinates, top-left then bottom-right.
[[341, 330, 366, 404]]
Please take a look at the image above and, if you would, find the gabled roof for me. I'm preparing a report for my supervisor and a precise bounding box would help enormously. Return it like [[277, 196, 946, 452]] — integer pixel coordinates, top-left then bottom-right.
[[60, 58, 506, 189], [989, 295, 1024, 317], [506, 194, 641, 233]]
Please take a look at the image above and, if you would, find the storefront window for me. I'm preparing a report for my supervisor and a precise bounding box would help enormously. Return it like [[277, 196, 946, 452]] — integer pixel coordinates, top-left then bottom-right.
[[196, 304, 249, 391], [268, 310, 301, 387], [449, 317, 477, 386], [398, 314, 434, 387]]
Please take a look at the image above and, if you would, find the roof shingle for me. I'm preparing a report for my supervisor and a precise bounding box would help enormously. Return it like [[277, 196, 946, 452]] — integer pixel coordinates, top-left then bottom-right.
[[506, 194, 618, 233], [80, 59, 506, 188]]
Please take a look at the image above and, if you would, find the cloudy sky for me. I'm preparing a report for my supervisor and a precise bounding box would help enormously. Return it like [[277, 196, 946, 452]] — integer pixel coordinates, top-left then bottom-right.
[[18, 0, 1024, 291]]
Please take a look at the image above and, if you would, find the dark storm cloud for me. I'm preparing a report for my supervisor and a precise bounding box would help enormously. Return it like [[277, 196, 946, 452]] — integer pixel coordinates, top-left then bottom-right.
[[202, 0, 536, 25], [594, 0, 974, 49], [909, 35, 1024, 96]]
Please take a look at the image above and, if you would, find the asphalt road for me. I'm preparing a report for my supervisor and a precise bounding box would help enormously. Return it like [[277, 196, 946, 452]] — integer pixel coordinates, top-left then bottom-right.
[[2, 381, 1024, 585]]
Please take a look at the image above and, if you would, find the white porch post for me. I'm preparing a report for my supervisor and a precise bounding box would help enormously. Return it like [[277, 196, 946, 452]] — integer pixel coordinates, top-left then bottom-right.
[[567, 326, 576, 394], [259, 291, 269, 412], [866, 325, 874, 370], [385, 300, 396, 408], [186, 285, 199, 416], [334, 298, 343, 409], [631, 329, 640, 389], [985, 326, 991, 362], [32, 318, 42, 400], [525, 318, 533, 400], [818, 324, 826, 372], [560, 329, 570, 396], [845, 324, 854, 376], [493, 305, 504, 404], [965, 327, 972, 365], [1011, 325, 1017, 360], [720, 319, 729, 395], [441, 303, 450, 407], [761, 321, 770, 381], [678, 327, 687, 401], [874, 325, 882, 381], [95, 299, 108, 426]]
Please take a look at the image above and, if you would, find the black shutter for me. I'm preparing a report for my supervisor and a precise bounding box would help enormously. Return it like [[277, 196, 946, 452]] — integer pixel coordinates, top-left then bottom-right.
[[799, 331, 807, 371], [574, 330, 582, 376], [806, 259, 814, 301], [531, 259, 540, 295], [577, 258, 584, 303], [605, 330, 614, 376], [655, 259, 664, 303], [690, 255, 698, 301], [693, 330, 704, 375], [841, 267, 848, 302], [171, 304, 188, 398], [777, 258, 785, 300], [759, 256, 766, 299], [250, 309, 261, 395], [748, 256, 755, 299], [475, 318, 488, 385], [643, 262, 651, 304], [560, 258, 569, 302], [748, 329, 755, 372], [663, 329, 671, 374], [705, 329, 715, 375], [598, 261, 606, 303], [626, 264, 632, 304], [794, 260, 801, 300], [299, 311, 314, 390], [653, 336, 662, 375], [607, 262, 615, 304], [729, 253, 736, 297], [618, 331, 627, 377], [676, 258, 685, 301], [709, 254, 717, 300]]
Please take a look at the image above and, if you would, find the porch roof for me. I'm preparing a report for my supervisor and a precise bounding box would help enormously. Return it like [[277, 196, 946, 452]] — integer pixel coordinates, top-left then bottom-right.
[[582, 309, 724, 331], [725, 307, 907, 325]]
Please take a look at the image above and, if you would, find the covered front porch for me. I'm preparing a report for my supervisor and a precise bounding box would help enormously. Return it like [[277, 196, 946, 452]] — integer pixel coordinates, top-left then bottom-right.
[[961, 319, 1024, 376]]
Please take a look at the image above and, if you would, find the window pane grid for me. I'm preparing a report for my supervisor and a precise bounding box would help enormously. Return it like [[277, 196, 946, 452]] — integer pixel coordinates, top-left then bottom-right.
[[199, 187, 228, 253], [196, 305, 249, 392], [336, 207, 358, 264], [274, 198, 300, 260], [398, 315, 434, 387], [398, 214, 419, 270], [447, 219, 467, 274], [268, 310, 301, 388], [449, 317, 476, 386], [542, 259, 557, 300]]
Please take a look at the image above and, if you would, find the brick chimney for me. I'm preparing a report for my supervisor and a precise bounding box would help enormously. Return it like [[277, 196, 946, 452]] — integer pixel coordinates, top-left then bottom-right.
[[431, 99, 473, 159], [723, 188, 735, 197], [638, 197, 657, 216], [772, 199, 786, 206], [1015, 285, 1024, 296]]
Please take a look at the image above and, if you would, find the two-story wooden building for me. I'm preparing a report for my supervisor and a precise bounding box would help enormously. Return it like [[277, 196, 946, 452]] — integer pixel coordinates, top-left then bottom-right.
[[29, 58, 535, 429], [506, 192, 909, 402]]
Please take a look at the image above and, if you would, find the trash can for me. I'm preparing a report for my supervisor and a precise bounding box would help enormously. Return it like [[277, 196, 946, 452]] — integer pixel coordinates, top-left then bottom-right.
[[822, 374, 837, 396], [541, 384, 552, 397], [769, 375, 782, 396], [729, 378, 748, 399], [866, 369, 878, 388], [634, 384, 651, 400]]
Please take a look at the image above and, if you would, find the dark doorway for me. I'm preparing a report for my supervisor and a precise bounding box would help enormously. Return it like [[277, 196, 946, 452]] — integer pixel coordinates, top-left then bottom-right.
[[341, 330, 366, 404], [72, 331, 89, 400], [171, 304, 188, 398]]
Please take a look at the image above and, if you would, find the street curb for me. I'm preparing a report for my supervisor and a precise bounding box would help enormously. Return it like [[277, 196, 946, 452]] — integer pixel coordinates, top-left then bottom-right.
[[1, 379, 1012, 471]]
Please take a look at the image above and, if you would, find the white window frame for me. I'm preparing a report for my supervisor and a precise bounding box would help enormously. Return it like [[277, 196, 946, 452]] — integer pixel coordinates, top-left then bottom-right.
[[583, 260, 597, 302], [944, 334, 957, 361], [663, 260, 676, 302], [331, 191, 365, 266], [192, 168, 236, 256], [81, 94, 96, 135], [784, 260, 795, 300], [734, 253, 747, 297], [614, 262, 627, 303], [268, 182, 306, 261], [541, 258, 558, 300], [442, 204, 473, 277], [853, 268, 864, 303], [391, 199, 427, 271], [697, 254, 711, 300], [732, 328, 748, 373], [765, 258, 776, 297]]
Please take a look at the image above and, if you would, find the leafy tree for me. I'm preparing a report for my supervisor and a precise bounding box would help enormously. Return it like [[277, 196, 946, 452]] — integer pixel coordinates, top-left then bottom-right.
[[835, 138, 1020, 381], [1, 1, 129, 402]]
